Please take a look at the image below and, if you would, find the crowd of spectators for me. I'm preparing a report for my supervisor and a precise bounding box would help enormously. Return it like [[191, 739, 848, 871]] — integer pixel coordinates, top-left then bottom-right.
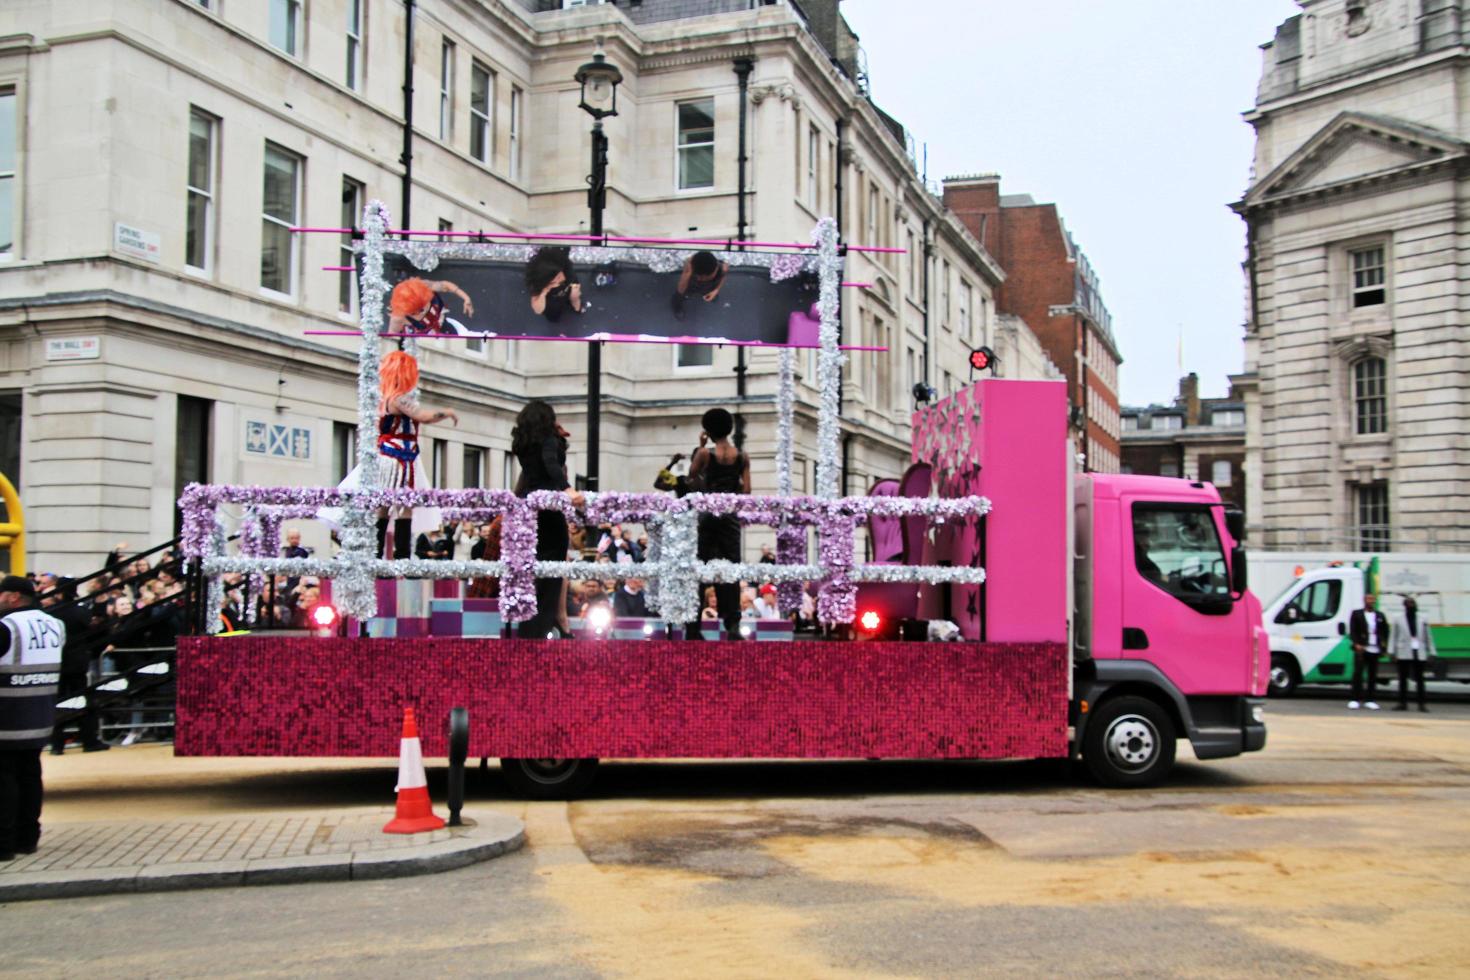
[[30, 543, 189, 749]]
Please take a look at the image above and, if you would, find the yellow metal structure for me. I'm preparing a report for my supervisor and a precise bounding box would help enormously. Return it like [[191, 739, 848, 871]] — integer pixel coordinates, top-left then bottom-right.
[[0, 471, 24, 574]]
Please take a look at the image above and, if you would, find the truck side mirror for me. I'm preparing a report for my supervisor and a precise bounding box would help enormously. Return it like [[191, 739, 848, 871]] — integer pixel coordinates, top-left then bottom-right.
[[1230, 545, 1247, 596], [1224, 508, 1245, 543], [1337, 621, 1347, 636]]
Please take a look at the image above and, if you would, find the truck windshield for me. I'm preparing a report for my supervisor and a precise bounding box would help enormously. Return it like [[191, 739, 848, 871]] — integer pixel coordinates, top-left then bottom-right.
[[1132, 505, 1230, 601]]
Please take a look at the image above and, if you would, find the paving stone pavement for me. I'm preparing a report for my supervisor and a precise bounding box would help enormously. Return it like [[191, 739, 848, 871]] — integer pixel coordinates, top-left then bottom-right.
[[0, 808, 524, 902]]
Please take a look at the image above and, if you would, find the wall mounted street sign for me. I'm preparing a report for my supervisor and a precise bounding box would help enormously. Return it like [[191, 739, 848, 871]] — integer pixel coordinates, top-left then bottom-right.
[[45, 336, 101, 361], [114, 222, 161, 262]]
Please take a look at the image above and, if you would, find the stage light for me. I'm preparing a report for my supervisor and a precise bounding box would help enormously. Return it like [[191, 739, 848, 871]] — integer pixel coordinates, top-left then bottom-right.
[[588, 605, 612, 634], [969, 346, 997, 374], [912, 382, 936, 404], [310, 604, 338, 628], [642, 623, 654, 636], [859, 609, 881, 633]]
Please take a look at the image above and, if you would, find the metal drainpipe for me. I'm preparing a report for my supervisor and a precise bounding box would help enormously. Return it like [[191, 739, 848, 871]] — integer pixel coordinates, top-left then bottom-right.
[[400, 0, 415, 233], [733, 56, 753, 450]]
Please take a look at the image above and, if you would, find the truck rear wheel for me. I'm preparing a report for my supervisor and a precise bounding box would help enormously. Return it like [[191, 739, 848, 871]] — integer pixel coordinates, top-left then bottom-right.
[[499, 758, 599, 800], [1082, 696, 1175, 788], [1268, 653, 1300, 697]]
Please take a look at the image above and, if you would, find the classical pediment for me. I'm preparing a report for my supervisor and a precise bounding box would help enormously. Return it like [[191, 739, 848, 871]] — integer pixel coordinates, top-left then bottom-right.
[[1237, 112, 1467, 211]]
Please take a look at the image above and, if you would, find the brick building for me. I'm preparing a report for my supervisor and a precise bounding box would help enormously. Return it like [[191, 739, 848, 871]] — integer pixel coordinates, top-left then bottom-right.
[[1121, 373, 1247, 513], [942, 174, 1123, 472]]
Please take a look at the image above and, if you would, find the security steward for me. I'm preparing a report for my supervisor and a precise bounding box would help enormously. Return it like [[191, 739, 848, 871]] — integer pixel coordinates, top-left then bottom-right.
[[0, 575, 65, 860]]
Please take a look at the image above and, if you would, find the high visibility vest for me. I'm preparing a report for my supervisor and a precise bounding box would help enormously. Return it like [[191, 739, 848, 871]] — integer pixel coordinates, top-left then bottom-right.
[[0, 606, 65, 749]]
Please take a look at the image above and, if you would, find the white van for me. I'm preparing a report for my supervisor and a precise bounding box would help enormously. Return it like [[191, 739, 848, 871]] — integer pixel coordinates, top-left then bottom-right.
[[1257, 554, 1470, 696]]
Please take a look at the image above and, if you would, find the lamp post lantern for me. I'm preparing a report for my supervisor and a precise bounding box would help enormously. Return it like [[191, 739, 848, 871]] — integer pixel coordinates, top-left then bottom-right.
[[575, 46, 622, 492]]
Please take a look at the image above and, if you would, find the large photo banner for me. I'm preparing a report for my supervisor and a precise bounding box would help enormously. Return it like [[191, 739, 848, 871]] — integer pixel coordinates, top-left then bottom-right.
[[371, 245, 830, 346]]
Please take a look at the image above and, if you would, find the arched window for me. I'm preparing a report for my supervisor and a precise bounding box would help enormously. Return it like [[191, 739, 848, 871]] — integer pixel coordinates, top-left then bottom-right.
[[1352, 357, 1387, 435]]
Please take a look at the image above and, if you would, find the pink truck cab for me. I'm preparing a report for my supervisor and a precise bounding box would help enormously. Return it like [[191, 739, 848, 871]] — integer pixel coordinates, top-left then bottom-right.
[[1071, 473, 1269, 779], [908, 379, 1269, 785]]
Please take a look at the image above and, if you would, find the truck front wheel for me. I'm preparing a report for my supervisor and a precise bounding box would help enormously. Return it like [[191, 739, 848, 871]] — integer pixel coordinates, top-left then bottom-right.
[[1082, 696, 1176, 788], [499, 758, 600, 800], [1268, 653, 1300, 697]]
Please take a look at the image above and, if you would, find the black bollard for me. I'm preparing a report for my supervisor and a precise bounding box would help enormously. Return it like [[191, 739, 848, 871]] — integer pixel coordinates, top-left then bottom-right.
[[447, 707, 469, 826]]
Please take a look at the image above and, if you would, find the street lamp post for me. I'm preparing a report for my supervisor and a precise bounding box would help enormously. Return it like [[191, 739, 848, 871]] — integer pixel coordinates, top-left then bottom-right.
[[574, 46, 621, 492]]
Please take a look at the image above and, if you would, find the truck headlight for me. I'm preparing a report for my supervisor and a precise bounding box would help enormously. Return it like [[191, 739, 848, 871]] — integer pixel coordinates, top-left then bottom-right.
[[1251, 705, 1265, 724]]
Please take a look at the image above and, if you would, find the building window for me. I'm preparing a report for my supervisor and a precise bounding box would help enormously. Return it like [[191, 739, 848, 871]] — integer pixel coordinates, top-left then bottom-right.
[[1350, 246, 1385, 308], [470, 62, 494, 164], [339, 177, 363, 312], [439, 40, 454, 142], [260, 143, 300, 295], [907, 230, 917, 295], [432, 440, 447, 489], [1155, 415, 1182, 431], [0, 87, 17, 257], [1352, 357, 1387, 435], [941, 261, 951, 326], [185, 109, 216, 273], [1159, 460, 1180, 478], [1356, 481, 1390, 552], [345, 0, 364, 91], [1122, 415, 1138, 431], [269, 0, 302, 57], [1211, 460, 1233, 487], [677, 98, 715, 190], [807, 125, 818, 208], [509, 85, 523, 182], [867, 185, 878, 243], [501, 451, 515, 490], [959, 282, 972, 340], [463, 445, 485, 488], [332, 421, 357, 483], [676, 344, 713, 368], [1211, 409, 1244, 427]]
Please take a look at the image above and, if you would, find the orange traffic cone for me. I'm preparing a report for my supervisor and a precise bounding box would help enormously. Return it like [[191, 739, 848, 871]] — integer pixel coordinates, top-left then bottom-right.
[[383, 707, 446, 834]]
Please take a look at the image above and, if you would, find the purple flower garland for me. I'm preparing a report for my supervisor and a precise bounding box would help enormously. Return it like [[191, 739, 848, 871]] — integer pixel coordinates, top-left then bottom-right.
[[179, 484, 991, 627]]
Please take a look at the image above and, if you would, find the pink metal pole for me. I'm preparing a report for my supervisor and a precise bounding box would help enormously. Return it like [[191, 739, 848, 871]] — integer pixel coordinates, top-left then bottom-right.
[[841, 281, 873, 288], [288, 226, 906, 253], [302, 330, 888, 352], [321, 265, 354, 272]]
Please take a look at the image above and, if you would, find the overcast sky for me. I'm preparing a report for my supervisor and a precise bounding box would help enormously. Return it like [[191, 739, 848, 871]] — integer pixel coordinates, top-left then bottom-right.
[[841, 0, 1301, 407]]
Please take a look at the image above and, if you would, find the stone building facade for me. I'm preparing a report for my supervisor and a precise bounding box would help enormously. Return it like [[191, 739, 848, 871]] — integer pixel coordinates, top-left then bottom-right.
[[942, 174, 1123, 473], [1121, 373, 1247, 514], [0, 0, 1056, 572], [1234, 0, 1470, 551]]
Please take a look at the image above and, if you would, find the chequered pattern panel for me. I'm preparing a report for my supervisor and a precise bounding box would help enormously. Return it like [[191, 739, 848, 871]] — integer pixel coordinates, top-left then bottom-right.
[[176, 637, 1069, 760], [429, 598, 503, 638]]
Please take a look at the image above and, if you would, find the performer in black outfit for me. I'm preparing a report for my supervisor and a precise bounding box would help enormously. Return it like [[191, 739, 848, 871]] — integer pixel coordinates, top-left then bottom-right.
[[512, 400, 584, 638], [525, 248, 583, 323], [685, 408, 750, 640], [672, 250, 728, 319]]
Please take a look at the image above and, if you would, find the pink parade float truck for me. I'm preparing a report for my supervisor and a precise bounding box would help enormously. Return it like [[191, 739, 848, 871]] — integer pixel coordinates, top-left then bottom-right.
[[176, 378, 1267, 795]]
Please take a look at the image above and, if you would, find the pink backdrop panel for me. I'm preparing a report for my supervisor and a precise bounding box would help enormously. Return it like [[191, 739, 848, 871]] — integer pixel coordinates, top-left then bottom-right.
[[176, 637, 1069, 760]]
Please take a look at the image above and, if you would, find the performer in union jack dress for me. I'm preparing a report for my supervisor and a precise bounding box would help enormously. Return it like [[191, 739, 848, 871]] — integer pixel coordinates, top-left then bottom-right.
[[388, 277, 475, 336], [323, 351, 459, 559]]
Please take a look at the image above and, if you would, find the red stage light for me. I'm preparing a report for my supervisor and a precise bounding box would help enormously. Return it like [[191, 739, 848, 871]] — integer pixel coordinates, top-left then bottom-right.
[[859, 609, 881, 632], [311, 604, 339, 628], [969, 346, 996, 372]]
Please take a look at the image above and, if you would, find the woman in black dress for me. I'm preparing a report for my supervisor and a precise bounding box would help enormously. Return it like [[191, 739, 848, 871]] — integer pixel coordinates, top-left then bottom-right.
[[685, 408, 750, 639], [512, 400, 584, 638]]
